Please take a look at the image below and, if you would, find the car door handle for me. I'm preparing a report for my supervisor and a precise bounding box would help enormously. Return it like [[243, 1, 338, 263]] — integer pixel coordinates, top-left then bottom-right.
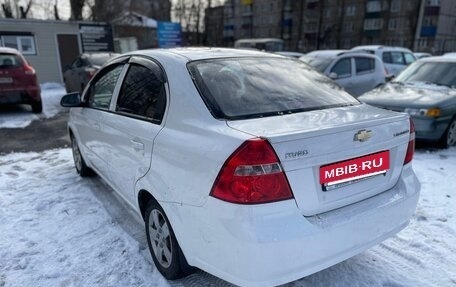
[[131, 139, 145, 154]]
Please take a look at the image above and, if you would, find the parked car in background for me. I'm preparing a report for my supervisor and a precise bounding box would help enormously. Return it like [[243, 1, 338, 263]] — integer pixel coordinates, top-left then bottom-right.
[[300, 50, 386, 97], [234, 38, 284, 52], [274, 51, 306, 58], [63, 52, 118, 93], [359, 56, 456, 148], [61, 48, 420, 287], [443, 52, 456, 57], [0, 47, 41, 113], [351, 45, 416, 76], [414, 52, 432, 59]]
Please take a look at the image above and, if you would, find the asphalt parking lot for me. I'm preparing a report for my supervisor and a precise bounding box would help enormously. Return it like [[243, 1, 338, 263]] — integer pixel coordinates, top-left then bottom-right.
[[0, 107, 69, 154]]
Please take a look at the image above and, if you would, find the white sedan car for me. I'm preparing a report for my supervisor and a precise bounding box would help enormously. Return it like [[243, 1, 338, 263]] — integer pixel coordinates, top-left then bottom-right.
[[61, 48, 420, 287]]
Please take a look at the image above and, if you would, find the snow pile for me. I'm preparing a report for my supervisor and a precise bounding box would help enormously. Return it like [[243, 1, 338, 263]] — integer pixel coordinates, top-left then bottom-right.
[[0, 83, 66, 129], [0, 148, 455, 286]]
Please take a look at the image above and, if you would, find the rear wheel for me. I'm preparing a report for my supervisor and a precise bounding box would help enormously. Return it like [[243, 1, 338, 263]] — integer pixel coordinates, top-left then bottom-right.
[[71, 135, 95, 177], [145, 200, 193, 279], [31, 101, 42, 113], [440, 118, 456, 148]]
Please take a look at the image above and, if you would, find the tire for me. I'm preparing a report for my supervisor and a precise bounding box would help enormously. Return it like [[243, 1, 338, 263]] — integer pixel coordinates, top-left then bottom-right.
[[145, 200, 193, 279], [71, 135, 95, 177], [440, 117, 456, 148], [31, 101, 42, 113]]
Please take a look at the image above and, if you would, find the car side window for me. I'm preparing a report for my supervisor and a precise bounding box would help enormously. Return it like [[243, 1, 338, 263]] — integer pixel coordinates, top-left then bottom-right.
[[116, 63, 166, 123], [330, 58, 351, 77], [404, 53, 416, 65], [355, 57, 375, 74], [384, 51, 405, 65], [87, 64, 123, 110]]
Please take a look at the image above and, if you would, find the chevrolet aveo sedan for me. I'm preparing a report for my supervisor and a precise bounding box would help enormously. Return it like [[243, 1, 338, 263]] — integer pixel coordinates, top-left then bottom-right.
[[61, 48, 420, 287]]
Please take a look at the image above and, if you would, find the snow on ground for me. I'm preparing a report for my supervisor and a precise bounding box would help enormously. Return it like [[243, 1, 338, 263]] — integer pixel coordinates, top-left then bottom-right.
[[0, 83, 66, 129], [0, 148, 455, 287]]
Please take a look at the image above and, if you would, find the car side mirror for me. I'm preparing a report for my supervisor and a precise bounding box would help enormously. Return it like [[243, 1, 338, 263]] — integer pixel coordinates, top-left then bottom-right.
[[329, 72, 338, 80], [385, 74, 395, 82], [60, 92, 83, 107]]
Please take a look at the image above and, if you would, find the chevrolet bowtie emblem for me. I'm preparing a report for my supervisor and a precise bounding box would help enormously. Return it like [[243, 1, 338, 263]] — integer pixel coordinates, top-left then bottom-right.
[[354, 129, 372, 142]]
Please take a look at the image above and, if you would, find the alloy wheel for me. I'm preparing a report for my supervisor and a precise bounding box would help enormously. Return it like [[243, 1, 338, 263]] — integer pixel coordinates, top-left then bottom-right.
[[148, 209, 173, 268]]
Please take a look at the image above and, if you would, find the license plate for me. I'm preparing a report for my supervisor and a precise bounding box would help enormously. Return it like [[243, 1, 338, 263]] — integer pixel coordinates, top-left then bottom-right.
[[320, 151, 390, 188], [0, 77, 12, 84]]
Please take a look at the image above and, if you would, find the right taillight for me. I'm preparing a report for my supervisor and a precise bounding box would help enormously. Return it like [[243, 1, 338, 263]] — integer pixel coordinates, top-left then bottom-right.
[[404, 119, 415, 165], [210, 138, 294, 204]]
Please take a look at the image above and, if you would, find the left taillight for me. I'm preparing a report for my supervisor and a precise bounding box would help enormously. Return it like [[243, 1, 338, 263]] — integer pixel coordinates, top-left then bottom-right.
[[23, 64, 36, 75], [404, 119, 415, 165], [210, 138, 294, 204]]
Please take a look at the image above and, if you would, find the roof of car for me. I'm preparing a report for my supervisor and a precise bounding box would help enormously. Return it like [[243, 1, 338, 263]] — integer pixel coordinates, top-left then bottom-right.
[[125, 47, 281, 62], [418, 55, 456, 63], [0, 47, 21, 54], [304, 50, 347, 58], [351, 45, 412, 52]]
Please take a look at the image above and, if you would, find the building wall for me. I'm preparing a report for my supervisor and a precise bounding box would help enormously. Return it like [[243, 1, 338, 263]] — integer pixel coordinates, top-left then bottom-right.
[[213, 0, 456, 53], [0, 19, 81, 83]]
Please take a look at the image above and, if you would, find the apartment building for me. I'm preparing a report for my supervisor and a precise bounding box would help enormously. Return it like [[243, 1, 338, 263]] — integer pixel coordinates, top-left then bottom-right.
[[205, 0, 456, 53]]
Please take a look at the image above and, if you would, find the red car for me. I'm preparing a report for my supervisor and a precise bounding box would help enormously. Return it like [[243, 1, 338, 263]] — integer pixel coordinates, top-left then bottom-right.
[[0, 47, 42, 113]]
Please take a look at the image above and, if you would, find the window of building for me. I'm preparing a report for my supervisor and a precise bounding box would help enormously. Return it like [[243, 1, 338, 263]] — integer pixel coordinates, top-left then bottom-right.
[[325, 9, 331, 18], [388, 19, 397, 30], [116, 64, 166, 123], [344, 22, 354, 33], [391, 0, 401, 12], [346, 5, 356, 16], [0, 35, 36, 55], [366, 1, 382, 12], [355, 57, 375, 74], [364, 18, 383, 30], [87, 65, 124, 110], [426, 0, 440, 6]]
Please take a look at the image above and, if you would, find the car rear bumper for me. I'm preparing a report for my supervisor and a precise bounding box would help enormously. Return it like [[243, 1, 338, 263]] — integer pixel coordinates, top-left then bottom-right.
[[162, 164, 420, 287], [412, 115, 452, 141], [0, 86, 41, 104]]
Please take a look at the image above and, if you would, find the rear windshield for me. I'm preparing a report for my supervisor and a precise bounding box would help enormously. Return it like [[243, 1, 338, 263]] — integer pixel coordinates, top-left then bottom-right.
[[395, 61, 456, 88], [299, 56, 333, 72], [188, 57, 358, 120], [0, 54, 23, 68]]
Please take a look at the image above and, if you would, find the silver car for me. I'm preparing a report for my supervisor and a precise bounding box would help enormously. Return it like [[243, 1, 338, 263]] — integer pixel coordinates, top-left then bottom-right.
[[300, 50, 386, 97], [359, 56, 456, 148]]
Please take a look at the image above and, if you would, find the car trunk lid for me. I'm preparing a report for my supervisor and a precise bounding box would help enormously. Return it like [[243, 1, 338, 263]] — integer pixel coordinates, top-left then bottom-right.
[[227, 104, 411, 216]]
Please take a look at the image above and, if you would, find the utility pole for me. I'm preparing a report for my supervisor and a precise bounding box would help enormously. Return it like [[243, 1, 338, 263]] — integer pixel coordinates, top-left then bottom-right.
[[316, 0, 325, 50], [413, 0, 426, 51]]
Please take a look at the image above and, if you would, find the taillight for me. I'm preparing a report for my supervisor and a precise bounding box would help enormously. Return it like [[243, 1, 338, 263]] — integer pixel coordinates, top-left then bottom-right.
[[23, 64, 36, 75], [404, 119, 415, 165], [210, 138, 293, 204]]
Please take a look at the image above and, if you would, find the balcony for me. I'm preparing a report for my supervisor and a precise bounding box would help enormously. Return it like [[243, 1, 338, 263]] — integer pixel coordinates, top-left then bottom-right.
[[424, 6, 440, 16]]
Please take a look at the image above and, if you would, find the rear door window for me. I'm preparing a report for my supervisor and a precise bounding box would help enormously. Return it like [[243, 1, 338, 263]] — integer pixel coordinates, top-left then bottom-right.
[[330, 58, 352, 77], [86, 64, 123, 110], [188, 57, 358, 120], [115, 63, 166, 124], [355, 57, 375, 74]]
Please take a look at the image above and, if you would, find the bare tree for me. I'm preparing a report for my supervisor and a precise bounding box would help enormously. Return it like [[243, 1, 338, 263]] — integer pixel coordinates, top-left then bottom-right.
[[1, 0, 33, 18], [70, 0, 85, 20], [173, 0, 207, 45]]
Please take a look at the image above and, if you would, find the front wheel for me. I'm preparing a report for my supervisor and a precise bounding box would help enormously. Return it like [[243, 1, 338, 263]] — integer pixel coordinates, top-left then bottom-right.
[[440, 118, 456, 148], [145, 200, 193, 279]]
